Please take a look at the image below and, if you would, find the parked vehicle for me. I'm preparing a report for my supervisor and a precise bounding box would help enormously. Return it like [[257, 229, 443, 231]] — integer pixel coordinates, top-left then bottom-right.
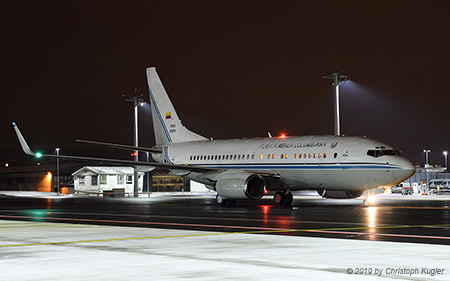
[[429, 179, 450, 194], [392, 184, 414, 195]]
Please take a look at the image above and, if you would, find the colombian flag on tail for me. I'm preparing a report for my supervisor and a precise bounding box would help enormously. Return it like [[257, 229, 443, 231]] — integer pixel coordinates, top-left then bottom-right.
[[166, 112, 172, 119]]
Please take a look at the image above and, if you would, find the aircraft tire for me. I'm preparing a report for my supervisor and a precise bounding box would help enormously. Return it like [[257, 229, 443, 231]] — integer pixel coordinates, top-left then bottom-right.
[[283, 192, 293, 205], [274, 192, 285, 205], [216, 194, 228, 206], [225, 199, 236, 206]]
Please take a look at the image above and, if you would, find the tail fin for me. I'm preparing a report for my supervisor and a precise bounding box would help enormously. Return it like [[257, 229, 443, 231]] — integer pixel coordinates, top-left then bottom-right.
[[146, 67, 207, 145]]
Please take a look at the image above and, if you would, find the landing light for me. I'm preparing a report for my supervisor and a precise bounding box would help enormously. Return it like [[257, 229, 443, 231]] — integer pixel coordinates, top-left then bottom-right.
[[364, 195, 377, 207]]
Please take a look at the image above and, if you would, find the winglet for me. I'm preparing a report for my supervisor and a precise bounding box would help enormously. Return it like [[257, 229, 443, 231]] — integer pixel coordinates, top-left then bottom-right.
[[12, 122, 37, 157]]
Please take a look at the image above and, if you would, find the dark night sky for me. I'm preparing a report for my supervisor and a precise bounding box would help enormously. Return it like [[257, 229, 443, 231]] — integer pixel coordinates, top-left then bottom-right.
[[1, 1, 449, 166]]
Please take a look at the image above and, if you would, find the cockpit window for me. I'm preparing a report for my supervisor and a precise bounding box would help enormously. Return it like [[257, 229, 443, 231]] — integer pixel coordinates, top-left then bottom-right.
[[367, 149, 401, 158]]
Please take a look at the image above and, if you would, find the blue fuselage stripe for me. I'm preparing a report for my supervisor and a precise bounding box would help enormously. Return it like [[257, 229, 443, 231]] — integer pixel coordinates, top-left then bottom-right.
[[185, 163, 403, 170]]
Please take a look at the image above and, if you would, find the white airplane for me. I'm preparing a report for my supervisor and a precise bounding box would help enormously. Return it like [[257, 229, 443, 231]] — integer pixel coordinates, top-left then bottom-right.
[[13, 67, 416, 206]]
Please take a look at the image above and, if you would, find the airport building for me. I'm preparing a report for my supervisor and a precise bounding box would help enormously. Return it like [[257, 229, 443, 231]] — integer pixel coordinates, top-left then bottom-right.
[[72, 166, 145, 195], [0, 163, 202, 194]]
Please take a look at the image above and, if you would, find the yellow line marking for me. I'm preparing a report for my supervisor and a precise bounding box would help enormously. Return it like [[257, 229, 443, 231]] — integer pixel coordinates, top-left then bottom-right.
[[0, 230, 291, 248], [2, 223, 450, 248]]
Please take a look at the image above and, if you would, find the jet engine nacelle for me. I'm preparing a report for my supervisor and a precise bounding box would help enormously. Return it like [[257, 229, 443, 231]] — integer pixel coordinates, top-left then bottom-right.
[[317, 189, 364, 199], [215, 171, 266, 200]]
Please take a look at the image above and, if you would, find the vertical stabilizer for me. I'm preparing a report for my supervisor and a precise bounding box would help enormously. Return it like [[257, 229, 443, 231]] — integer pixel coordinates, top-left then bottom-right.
[[146, 67, 207, 145]]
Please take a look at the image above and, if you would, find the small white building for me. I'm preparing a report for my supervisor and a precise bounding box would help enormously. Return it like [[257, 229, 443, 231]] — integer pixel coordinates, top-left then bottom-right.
[[72, 166, 144, 195]]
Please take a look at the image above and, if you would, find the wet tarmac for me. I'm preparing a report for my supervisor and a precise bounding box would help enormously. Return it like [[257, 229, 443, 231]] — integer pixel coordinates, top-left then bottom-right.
[[1, 193, 450, 245]]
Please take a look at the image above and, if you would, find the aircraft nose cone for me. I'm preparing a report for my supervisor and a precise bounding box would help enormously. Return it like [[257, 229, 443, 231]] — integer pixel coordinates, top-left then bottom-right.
[[395, 159, 416, 182]]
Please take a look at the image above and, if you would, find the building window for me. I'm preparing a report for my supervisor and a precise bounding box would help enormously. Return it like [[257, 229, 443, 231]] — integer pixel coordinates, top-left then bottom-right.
[[100, 175, 107, 185], [92, 176, 98, 186], [117, 175, 124, 185], [79, 176, 85, 186], [126, 175, 133, 184]]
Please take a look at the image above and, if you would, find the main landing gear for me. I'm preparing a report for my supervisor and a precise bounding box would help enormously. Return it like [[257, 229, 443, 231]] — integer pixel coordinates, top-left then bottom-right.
[[274, 191, 293, 205], [216, 194, 236, 206]]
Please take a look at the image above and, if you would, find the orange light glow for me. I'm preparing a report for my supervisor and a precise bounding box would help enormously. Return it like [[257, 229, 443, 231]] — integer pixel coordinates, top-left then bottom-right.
[[280, 134, 286, 138], [36, 172, 53, 192]]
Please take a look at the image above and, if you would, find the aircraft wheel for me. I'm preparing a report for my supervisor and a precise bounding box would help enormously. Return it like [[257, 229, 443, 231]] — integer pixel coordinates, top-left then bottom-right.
[[283, 192, 293, 205], [274, 191, 285, 205], [216, 194, 228, 206], [225, 199, 236, 206]]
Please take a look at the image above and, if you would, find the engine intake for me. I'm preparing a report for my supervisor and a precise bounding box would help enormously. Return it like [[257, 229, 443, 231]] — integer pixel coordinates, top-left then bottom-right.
[[215, 171, 266, 200]]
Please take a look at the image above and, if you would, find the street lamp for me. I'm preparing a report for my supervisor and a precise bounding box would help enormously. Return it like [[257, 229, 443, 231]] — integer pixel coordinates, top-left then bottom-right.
[[444, 151, 448, 177], [322, 71, 349, 136], [423, 149, 431, 195], [123, 90, 145, 198], [56, 148, 60, 196]]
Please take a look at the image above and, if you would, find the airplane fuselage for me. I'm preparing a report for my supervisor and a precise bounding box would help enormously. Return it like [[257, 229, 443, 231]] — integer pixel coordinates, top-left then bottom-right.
[[153, 135, 415, 193]]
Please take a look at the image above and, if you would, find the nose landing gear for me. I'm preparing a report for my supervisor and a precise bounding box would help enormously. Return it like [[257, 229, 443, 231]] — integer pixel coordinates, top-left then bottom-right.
[[363, 195, 377, 207]]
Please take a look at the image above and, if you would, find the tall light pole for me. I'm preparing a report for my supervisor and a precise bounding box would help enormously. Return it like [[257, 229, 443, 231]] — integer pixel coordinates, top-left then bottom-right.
[[322, 71, 348, 136], [56, 148, 60, 196], [123, 91, 145, 198], [444, 151, 448, 177], [423, 149, 431, 195]]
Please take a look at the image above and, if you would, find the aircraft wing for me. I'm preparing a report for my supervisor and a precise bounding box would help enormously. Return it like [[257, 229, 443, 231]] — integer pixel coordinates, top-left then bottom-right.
[[12, 122, 218, 174], [76, 139, 163, 154]]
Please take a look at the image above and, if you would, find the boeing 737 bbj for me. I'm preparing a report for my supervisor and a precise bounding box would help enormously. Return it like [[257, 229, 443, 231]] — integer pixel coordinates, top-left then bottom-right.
[[13, 67, 415, 206]]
